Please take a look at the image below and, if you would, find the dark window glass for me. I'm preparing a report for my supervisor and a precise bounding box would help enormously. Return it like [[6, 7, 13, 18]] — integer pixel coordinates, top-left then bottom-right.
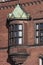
[[40, 31, 43, 36], [9, 25, 14, 32], [40, 23, 43, 28], [40, 37, 43, 42], [15, 24, 18, 31], [15, 38, 18, 44]]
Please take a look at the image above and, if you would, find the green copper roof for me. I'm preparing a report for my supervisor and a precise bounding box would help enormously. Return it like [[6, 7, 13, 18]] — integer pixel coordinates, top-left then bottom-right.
[[8, 4, 30, 19]]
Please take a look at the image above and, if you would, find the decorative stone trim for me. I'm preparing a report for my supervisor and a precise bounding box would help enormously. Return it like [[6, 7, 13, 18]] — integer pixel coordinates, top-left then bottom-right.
[[0, 0, 17, 3], [9, 53, 29, 57], [0, 0, 43, 10], [0, 5, 15, 10]]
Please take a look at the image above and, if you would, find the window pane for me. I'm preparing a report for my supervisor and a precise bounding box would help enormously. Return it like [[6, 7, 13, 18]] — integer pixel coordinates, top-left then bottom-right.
[[9, 38, 15, 46], [14, 32, 18, 37], [18, 38, 22, 45], [15, 38, 18, 44], [13, 25, 15, 31], [36, 24, 39, 30], [14, 24, 23, 31], [36, 31, 39, 36], [9, 25, 14, 32], [40, 23, 43, 29], [39, 58, 42, 65], [10, 39, 12, 45], [15, 25, 18, 31], [9, 32, 13, 38], [40, 31, 43, 36], [18, 31, 22, 37], [40, 37, 43, 42], [18, 25, 22, 30], [10, 32, 13, 38], [36, 38, 39, 44], [14, 31, 22, 37]]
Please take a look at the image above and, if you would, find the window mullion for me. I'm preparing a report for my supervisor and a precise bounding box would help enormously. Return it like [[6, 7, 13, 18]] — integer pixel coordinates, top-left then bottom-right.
[[39, 23, 40, 44]]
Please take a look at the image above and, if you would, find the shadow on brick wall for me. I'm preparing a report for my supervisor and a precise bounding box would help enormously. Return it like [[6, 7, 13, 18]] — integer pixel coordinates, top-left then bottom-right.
[[7, 56, 18, 65]]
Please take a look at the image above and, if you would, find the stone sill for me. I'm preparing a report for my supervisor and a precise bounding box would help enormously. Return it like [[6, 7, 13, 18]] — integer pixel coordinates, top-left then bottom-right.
[[9, 53, 29, 56]]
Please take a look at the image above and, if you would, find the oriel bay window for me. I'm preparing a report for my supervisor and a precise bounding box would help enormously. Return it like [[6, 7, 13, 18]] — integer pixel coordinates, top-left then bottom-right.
[[9, 24, 23, 46], [7, 4, 30, 64], [35, 23, 43, 44]]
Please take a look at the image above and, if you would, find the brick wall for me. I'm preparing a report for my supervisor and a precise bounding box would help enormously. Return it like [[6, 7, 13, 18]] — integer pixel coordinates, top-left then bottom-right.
[[0, 0, 43, 65]]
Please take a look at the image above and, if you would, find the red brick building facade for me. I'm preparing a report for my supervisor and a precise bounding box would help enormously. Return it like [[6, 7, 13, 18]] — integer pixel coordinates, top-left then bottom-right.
[[0, 0, 43, 65]]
